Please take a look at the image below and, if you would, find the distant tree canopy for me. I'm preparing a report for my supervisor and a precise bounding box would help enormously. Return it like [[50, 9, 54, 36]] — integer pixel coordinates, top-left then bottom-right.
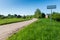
[[7, 14, 14, 18], [34, 9, 45, 18], [0, 15, 5, 19], [17, 15, 22, 18], [0, 14, 33, 19], [0, 9, 46, 19], [7, 14, 22, 18], [34, 9, 42, 18], [14, 14, 17, 17]]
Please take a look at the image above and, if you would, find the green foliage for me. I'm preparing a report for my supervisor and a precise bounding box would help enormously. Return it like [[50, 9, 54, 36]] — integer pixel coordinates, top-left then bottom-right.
[[7, 14, 14, 18], [17, 15, 22, 18], [34, 9, 42, 18], [41, 13, 45, 18], [23, 15, 26, 19], [0, 15, 6, 19], [0, 14, 22, 19], [52, 12, 60, 21], [14, 14, 17, 18], [7, 19, 60, 40]]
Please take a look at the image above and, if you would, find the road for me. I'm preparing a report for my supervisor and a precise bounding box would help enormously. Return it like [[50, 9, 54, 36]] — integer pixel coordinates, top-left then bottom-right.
[[0, 18, 37, 40]]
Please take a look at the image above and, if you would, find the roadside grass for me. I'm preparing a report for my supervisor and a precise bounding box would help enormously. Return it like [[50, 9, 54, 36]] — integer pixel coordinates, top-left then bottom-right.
[[7, 18, 60, 40], [0, 18, 31, 25]]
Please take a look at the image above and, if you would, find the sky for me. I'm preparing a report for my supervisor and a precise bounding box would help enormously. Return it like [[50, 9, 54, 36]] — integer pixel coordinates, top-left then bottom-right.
[[0, 0, 60, 16]]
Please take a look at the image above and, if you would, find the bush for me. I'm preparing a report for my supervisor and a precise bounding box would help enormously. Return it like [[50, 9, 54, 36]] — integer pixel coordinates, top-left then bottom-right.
[[52, 12, 60, 21], [41, 13, 45, 18]]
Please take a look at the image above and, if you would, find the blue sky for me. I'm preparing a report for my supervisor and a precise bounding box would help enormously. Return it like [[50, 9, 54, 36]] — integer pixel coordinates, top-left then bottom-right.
[[0, 0, 60, 16]]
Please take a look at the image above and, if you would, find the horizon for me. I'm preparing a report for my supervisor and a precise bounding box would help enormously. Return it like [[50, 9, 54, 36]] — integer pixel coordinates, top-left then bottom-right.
[[0, 0, 60, 16]]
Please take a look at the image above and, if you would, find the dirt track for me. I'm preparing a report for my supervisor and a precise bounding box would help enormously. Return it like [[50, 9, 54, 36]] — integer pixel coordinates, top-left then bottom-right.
[[0, 18, 37, 40]]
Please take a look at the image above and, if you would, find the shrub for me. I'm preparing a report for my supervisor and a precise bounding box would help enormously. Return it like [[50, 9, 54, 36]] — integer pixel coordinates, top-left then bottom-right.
[[52, 12, 60, 21], [41, 13, 45, 18]]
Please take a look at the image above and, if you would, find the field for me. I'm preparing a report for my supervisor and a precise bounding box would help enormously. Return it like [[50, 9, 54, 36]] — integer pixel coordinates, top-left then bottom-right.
[[7, 19, 60, 40], [0, 18, 31, 25]]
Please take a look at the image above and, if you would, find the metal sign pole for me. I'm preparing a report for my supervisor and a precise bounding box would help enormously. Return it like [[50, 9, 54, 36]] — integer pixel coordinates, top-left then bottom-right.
[[47, 5, 56, 25], [50, 9, 52, 23]]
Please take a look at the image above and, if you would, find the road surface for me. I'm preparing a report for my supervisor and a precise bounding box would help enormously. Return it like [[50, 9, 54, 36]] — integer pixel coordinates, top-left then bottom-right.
[[0, 18, 37, 40]]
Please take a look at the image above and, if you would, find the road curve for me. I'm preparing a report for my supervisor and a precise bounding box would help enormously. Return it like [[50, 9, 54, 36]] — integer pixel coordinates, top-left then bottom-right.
[[0, 18, 38, 40]]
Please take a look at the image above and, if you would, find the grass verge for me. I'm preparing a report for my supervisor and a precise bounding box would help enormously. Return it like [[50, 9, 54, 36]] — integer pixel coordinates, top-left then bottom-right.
[[0, 18, 31, 25], [7, 18, 60, 40]]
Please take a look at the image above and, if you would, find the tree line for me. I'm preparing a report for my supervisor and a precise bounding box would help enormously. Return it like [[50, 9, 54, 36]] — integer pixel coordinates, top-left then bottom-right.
[[0, 9, 45, 19], [0, 14, 22, 19], [0, 14, 33, 19], [0, 8, 60, 21]]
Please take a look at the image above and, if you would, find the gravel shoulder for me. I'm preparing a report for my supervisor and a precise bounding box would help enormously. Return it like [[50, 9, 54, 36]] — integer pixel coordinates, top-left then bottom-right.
[[0, 18, 37, 40]]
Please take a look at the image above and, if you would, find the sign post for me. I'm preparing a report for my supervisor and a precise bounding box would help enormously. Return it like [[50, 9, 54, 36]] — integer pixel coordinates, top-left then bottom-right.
[[47, 5, 56, 23]]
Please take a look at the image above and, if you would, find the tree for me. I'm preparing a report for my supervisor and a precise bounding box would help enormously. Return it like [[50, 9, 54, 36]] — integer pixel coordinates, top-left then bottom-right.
[[0, 15, 5, 19], [8, 14, 11, 16], [34, 9, 42, 18], [17, 15, 22, 18], [41, 13, 45, 18], [7, 14, 14, 18], [14, 14, 17, 18]]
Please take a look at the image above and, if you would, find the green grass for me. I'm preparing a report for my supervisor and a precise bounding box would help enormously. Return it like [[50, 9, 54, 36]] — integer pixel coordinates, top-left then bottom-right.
[[0, 18, 31, 25], [7, 18, 60, 40]]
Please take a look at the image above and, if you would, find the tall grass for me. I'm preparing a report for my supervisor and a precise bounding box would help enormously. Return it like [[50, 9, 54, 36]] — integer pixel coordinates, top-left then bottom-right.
[[0, 18, 31, 25], [7, 18, 60, 40]]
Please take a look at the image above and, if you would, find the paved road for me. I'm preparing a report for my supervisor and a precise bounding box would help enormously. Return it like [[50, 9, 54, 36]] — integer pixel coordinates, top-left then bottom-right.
[[0, 18, 37, 40]]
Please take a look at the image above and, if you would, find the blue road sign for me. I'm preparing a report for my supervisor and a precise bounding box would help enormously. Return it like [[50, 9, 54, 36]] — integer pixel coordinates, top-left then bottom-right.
[[47, 5, 56, 25], [47, 5, 56, 9]]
